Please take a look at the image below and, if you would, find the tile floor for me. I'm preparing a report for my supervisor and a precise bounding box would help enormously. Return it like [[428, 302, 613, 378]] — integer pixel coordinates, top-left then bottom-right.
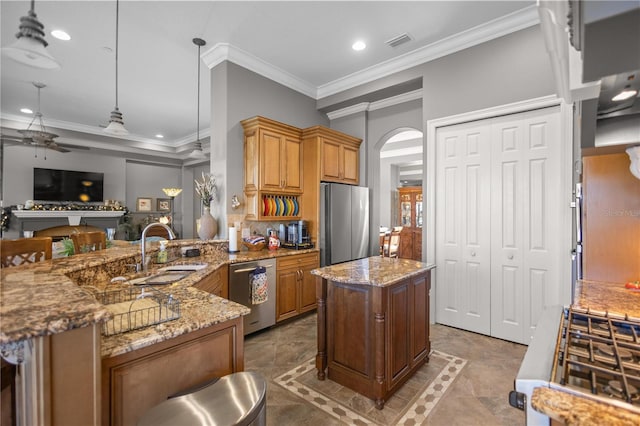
[[244, 312, 527, 425]]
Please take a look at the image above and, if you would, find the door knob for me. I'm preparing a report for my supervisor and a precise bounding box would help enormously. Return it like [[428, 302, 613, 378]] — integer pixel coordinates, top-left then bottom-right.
[[471, 251, 476, 257], [508, 254, 514, 260]]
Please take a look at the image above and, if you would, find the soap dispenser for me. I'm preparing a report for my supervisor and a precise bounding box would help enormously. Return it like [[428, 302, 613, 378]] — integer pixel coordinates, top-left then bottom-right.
[[157, 241, 168, 264]]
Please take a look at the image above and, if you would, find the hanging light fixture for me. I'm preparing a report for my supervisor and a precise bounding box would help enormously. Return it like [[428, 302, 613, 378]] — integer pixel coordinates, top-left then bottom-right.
[[189, 37, 207, 159], [19, 82, 58, 143], [2, 0, 60, 69], [104, 0, 128, 135]]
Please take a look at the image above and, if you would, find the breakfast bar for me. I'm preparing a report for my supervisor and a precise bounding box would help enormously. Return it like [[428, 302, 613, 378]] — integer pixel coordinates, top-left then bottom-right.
[[312, 256, 435, 409]]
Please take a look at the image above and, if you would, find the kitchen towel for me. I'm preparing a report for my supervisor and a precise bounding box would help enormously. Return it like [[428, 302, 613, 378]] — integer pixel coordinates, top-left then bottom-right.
[[250, 266, 268, 305]]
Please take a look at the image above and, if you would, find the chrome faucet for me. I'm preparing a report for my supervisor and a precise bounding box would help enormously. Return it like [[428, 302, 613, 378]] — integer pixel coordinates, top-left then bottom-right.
[[140, 223, 176, 272]]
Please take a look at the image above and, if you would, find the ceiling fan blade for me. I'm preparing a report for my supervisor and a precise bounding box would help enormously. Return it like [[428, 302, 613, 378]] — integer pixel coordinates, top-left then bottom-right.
[[47, 144, 71, 153]]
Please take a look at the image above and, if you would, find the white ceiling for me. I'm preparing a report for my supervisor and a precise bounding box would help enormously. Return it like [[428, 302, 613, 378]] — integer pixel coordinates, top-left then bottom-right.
[[0, 1, 537, 152]]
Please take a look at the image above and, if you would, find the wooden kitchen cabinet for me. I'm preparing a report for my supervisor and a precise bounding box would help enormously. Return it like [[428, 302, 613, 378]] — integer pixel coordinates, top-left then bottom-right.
[[193, 264, 228, 299], [242, 116, 303, 221], [397, 186, 423, 261], [302, 126, 362, 185], [102, 317, 244, 426], [276, 252, 319, 322]]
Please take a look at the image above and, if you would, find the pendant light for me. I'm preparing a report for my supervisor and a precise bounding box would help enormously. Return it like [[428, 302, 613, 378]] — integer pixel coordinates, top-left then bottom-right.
[[189, 38, 207, 159], [19, 82, 59, 143], [104, 0, 128, 135], [2, 0, 60, 69]]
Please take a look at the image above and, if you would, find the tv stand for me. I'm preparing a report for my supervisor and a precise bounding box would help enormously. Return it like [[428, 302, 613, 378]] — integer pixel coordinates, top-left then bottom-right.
[[12, 211, 125, 238]]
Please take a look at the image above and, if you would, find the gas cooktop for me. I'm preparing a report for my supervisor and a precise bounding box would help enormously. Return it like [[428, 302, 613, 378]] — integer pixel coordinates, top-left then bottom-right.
[[552, 307, 640, 406]]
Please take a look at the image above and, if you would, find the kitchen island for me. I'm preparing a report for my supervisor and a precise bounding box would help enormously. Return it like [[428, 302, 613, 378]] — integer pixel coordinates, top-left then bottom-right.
[[312, 256, 435, 409], [0, 240, 317, 425]]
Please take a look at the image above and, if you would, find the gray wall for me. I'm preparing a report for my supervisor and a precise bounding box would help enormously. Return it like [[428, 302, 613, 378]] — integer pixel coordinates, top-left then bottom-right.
[[2, 143, 185, 238], [327, 26, 556, 255], [209, 61, 329, 235]]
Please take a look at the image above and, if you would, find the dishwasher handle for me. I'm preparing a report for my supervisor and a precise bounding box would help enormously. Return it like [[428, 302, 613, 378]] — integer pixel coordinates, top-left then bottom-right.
[[233, 264, 274, 273]]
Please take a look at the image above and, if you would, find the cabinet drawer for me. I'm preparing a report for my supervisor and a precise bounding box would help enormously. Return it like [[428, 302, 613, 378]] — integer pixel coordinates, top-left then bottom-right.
[[277, 252, 319, 270]]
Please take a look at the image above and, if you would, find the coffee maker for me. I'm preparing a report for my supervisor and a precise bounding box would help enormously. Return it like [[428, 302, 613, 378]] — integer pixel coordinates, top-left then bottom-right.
[[283, 220, 311, 248]]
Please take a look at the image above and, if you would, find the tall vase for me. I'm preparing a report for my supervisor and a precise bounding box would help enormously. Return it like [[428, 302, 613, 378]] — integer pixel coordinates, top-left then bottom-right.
[[198, 206, 218, 240]]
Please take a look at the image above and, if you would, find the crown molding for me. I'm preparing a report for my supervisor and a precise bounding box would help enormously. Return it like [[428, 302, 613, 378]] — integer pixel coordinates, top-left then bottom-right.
[[326, 102, 370, 120], [202, 42, 317, 98], [326, 89, 423, 120], [317, 5, 539, 99], [369, 89, 423, 112]]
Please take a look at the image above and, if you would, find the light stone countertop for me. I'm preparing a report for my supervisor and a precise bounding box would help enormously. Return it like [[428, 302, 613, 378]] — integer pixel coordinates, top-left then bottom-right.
[[311, 256, 435, 286], [0, 239, 317, 358]]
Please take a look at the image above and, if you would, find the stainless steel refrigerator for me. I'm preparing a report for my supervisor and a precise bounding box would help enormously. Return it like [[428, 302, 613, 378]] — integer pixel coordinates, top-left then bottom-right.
[[319, 183, 370, 266]]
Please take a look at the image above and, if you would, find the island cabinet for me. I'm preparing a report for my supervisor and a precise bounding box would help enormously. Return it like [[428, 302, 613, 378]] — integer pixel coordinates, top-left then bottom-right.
[[302, 126, 361, 185], [276, 252, 319, 322], [193, 264, 229, 299], [241, 116, 303, 221], [314, 257, 433, 409], [101, 317, 244, 426]]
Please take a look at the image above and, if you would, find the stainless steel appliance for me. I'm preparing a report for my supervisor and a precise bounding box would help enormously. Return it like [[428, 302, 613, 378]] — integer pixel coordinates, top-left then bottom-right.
[[229, 259, 276, 335], [319, 183, 369, 266], [510, 305, 640, 424]]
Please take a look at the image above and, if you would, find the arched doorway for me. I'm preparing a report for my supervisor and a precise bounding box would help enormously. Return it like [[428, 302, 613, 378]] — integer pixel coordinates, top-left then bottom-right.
[[376, 128, 423, 259]]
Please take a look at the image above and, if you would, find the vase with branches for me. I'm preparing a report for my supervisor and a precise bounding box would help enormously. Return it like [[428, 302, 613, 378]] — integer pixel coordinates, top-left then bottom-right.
[[194, 172, 218, 239]]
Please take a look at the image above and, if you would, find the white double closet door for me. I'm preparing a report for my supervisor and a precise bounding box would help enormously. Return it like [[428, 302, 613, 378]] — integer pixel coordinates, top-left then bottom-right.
[[435, 106, 564, 345]]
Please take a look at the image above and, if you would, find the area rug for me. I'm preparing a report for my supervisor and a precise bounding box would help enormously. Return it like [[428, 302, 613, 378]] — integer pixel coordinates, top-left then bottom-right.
[[275, 350, 467, 425]]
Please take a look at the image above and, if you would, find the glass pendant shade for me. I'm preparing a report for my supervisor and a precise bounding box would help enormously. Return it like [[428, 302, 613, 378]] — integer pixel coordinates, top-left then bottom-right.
[[3, 36, 60, 69], [2, 4, 60, 69], [104, 107, 129, 135], [188, 141, 206, 159], [162, 188, 183, 197]]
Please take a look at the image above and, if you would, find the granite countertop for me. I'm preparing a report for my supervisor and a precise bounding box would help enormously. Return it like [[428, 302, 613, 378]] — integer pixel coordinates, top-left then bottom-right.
[[311, 256, 435, 286], [532, 387, 640, 426], [573, 279, 640, 320], [530, 279, 640, 424], [0, 239, 317, 358]]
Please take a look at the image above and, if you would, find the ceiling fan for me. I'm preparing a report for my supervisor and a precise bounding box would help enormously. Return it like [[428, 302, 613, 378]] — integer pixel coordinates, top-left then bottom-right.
[[0, 82, 76, 158]]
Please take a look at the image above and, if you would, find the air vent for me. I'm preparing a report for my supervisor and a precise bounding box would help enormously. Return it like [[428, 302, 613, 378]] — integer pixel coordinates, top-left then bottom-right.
[[385, 33, 412, 48]]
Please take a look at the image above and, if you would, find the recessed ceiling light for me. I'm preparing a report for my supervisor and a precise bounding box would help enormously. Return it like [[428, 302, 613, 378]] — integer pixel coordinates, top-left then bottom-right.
[[352, 40, 366, 51], [20, 108, 33, 114], [51, 30, 71, 41], [155, 134, 164, 138]]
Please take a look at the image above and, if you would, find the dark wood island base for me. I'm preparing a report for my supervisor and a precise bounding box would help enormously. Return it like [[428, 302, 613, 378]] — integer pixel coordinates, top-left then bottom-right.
[[313, 257, 434, 409]]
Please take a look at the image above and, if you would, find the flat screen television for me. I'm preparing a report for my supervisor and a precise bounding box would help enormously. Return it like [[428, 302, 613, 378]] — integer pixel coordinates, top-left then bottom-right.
[[33, 168, 104, 202]]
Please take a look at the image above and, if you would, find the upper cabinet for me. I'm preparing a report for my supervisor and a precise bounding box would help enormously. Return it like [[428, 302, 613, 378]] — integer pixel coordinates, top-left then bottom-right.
[[302, 126, 362, 185], [242, 116, 303, 194], [241, 116, 303, 221]]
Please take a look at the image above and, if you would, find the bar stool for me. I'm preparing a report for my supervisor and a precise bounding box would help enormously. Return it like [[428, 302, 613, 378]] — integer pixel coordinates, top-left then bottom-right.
[[0, 236, 52, 268], [137, 372, 267, 426], [0, 236, 53, 426]]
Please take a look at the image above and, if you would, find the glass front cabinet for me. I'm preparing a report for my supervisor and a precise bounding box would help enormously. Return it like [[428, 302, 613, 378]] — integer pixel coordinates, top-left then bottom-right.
[[397, 186, 423, 261]]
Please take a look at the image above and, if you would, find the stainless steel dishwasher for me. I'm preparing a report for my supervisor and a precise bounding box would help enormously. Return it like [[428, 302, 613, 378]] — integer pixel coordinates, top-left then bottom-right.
[[229, 259, 276, 335]]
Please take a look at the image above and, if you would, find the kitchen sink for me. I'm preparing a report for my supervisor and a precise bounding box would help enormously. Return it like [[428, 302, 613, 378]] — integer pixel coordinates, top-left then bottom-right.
[[157, 263, 208, 272]]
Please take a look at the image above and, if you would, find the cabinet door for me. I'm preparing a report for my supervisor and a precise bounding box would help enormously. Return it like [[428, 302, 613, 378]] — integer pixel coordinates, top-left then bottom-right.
[[321, 139, 342, 181], [342, 144, 359, 184], [276, 268, 299, 322], [410, 273, 429, 364], [387, 280, 411, 387], [259, 130, 284, 191], [283, 136, 302, 192], [299, 263, 318, 313]]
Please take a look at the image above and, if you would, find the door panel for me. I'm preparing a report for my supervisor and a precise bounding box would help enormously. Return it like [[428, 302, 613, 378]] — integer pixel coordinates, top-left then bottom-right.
[[436, 122, 491, 334]]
